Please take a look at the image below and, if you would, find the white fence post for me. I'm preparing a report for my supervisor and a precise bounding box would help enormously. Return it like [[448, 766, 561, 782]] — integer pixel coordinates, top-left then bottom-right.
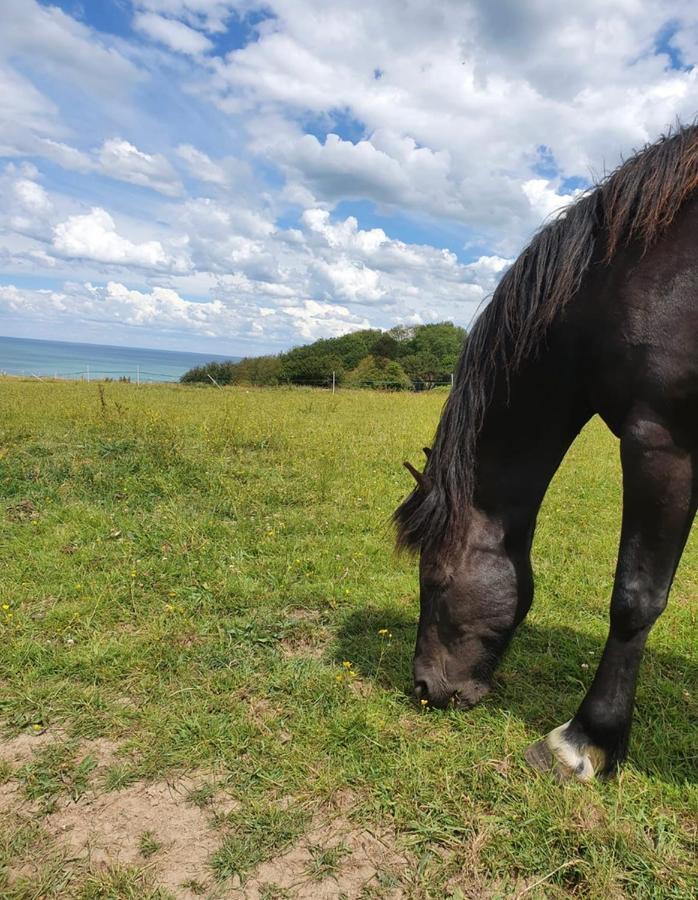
[[332, 370, 336, 394]]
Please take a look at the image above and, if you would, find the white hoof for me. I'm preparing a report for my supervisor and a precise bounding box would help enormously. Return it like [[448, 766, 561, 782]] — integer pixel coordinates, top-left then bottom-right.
[[525, 720, 606, 782]]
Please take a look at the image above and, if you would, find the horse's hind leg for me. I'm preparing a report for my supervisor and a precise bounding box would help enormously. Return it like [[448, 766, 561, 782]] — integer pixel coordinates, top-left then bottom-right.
[[526, 415, 696, 781]]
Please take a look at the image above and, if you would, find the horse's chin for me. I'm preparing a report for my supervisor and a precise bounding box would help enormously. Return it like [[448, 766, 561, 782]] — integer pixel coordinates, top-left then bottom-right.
[[452, 679, 492, 709]]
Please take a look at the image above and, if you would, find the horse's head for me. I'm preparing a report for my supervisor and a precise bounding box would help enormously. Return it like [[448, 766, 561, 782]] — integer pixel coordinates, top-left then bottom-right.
[[412, 508, 532, 709]]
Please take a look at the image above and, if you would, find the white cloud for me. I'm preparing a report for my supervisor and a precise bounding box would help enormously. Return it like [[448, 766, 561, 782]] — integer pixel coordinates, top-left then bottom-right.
[[282, 299, 370, 341], [0, 1, 139, 96], [135, 1, 240, 34], [52, 208, 185, 271], [3, 0, 698, 352], [208, 0, 698, 245], [134, 12, 213, 55], [521, 179, 583, 222], [97, 139, 183, 197], [176, 144, 229, 184], [0, 279, 371, 348]]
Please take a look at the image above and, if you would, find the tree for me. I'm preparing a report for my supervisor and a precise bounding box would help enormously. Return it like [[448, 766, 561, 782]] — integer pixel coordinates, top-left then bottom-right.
[[371, 333, 401, 360], [180, 322, 467, 389], [401, 351, 442, 388], [347, 355, 412, 390]]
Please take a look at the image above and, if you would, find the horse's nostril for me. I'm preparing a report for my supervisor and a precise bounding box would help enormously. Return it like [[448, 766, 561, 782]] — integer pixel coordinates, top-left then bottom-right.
[[414, 680, 428, 700]]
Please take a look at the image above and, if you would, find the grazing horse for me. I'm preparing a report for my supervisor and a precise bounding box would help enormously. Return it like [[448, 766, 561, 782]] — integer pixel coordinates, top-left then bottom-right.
[[395, 124, 698, 782]]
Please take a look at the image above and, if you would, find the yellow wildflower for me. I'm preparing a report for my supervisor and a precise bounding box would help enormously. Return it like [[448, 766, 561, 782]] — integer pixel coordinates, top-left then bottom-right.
[[342, 660, 352, 669]]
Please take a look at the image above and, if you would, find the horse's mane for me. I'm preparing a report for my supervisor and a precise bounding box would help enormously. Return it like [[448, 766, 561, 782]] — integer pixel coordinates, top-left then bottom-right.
[[395, 122, 698, 554]]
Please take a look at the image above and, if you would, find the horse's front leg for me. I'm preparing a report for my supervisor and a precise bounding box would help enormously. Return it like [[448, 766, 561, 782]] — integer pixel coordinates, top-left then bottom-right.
[[526, 416, 696, 781]]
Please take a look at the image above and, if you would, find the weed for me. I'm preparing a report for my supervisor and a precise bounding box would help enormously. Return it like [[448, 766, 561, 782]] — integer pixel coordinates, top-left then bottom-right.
[[138, 830, 162, 858], [306, 841, 352, 880]]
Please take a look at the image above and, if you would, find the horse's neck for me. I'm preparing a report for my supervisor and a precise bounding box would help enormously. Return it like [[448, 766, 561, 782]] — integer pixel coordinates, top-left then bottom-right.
[[472, 348, 589, 528]]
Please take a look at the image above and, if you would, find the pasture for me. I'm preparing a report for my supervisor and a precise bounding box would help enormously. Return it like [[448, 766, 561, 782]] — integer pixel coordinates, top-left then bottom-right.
[[0, 380, 696, 899]]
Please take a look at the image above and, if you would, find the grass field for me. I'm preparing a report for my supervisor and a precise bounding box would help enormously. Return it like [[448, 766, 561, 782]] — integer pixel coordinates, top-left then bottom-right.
[[0, 380, 696, 899]]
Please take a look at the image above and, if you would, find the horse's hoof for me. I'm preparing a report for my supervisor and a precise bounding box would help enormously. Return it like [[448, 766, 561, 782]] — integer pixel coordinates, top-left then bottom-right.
[[524, 721, 606, 783], [524, 739, 554, 772]]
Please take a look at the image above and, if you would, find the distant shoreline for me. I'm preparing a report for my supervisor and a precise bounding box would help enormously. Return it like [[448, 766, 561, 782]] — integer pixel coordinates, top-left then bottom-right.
[[0, 334, 240, 383]]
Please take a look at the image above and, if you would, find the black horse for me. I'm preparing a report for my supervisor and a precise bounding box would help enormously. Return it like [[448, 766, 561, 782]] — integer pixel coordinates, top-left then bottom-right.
[[396, 124, 698, 782]]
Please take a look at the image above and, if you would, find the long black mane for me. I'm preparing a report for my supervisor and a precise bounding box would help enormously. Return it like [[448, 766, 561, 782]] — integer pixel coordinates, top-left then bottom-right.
[[395, 123, 698, 553]]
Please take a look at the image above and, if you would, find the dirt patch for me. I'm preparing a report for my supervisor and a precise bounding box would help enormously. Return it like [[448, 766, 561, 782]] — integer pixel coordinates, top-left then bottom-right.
[[0, 728, 64, 767], [46, 778, 218, 899], [6, 498, 39, 522], [79, 737, 123, 774], [280, 633, 329, 660], [288, 608, 322, 621], [0, 734, 227, 898], [240, 811, 410, 899]]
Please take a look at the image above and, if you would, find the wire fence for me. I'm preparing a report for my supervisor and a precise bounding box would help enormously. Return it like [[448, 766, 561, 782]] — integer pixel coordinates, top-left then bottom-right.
[[2, 367, 180, 383], [2, 368, 455, 391]]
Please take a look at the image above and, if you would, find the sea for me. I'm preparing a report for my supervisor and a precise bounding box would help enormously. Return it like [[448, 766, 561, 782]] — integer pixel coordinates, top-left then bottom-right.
[[0, 335, 238, 383]]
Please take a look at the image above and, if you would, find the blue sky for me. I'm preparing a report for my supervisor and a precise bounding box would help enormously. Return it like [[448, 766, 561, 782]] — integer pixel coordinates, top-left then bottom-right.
[[1, 1, 696, 354]]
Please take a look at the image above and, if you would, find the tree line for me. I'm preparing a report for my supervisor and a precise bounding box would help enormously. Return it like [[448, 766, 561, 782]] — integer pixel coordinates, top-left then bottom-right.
[[180, 322, 467, 389]]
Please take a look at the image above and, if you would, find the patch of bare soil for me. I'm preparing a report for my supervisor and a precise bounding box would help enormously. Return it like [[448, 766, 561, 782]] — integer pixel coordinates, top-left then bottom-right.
[[240, 811, 410, 899], [6, 498, 39, 522], [288, 608, 322, 621], [46, 778, 219, 899], [0, 733, 227, 899], [0, 728, 63, 766], [280, 632, 329, 660]]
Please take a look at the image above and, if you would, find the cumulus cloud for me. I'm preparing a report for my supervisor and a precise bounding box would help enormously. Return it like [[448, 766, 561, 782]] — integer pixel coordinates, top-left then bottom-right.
[[521, 179, 583, 222], [3, 0, 698, 351], [0, 280, 371, 348], [52, 208, 186, 271], [209, 0, 698, 244]]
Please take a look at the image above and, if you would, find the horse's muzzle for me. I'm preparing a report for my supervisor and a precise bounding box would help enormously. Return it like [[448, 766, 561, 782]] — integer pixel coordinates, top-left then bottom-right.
[[414, 674, 491, 710]]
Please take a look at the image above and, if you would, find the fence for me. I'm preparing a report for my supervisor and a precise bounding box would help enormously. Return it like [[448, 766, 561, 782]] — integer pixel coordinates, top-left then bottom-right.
[[3, 367, 180, 384], [3, 368, 455, 391], [198, 371, 455, 392]]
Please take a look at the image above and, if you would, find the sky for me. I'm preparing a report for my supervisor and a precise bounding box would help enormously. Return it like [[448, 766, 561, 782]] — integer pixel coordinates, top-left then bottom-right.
[[0, 1, 697, 355]]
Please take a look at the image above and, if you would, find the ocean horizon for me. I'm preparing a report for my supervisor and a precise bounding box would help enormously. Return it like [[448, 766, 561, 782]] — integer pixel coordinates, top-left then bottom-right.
[[0, 335, 239, 383]]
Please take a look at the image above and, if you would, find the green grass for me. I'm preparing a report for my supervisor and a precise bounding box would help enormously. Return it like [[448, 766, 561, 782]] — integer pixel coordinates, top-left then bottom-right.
[[0, 379, 696, 898]]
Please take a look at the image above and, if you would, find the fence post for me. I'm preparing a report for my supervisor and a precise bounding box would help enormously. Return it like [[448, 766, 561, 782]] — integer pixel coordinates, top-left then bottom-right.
[[332, 371, 336, 394], [451, 372, 454, 388]]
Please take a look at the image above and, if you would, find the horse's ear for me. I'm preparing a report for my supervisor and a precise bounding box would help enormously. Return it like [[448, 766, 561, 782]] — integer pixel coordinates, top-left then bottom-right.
[[404, 460, 431, 492], [422, 446, 431, 460]]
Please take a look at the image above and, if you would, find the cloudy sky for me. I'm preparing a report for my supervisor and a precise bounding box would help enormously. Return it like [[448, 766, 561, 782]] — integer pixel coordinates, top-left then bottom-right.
[[1, 1, 697, 354]]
